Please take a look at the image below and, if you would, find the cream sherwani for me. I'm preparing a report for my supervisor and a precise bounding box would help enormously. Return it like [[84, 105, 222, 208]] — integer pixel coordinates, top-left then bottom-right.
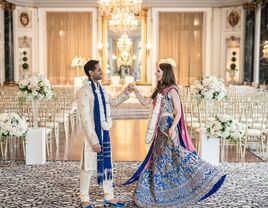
[[77, 80, 129, 202]]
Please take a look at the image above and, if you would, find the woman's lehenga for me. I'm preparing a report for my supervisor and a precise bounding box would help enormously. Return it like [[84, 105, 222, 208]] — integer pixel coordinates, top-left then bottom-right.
[[124, 89, 226, 208]]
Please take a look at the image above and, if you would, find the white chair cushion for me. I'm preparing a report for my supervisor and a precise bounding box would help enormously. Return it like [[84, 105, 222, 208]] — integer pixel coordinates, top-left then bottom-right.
[[246, 128, 262, 136], [187, 122, 205, 129]]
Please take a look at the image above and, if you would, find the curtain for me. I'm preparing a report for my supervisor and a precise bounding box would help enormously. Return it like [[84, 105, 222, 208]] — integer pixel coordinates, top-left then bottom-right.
[[47, 12, 92, 85], [159, 12, 203, 86]]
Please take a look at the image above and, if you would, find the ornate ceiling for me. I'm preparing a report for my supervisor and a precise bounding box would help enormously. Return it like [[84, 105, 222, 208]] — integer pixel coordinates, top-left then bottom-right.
[[6, 0, 251, 8]]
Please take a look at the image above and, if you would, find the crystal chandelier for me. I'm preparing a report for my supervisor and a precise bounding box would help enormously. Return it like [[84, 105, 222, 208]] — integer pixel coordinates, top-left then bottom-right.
[[119, 50, 132, 66], [98, 0, 142, 17], [98, 0, 142, 32], [109, 14, 138, 32], [117, 33, 133, 52]]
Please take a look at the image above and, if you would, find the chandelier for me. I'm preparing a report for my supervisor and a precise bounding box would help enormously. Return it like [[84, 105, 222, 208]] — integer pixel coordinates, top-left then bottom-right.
[[98, 0, 142, 32], [98, 0, 142, 17], [117, 33, 133, 52], [119, 50, 133, 66], [109, 14, 138, 32]]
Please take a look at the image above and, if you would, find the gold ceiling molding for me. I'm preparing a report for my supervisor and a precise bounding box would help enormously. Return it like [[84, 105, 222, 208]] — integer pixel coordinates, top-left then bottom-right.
[[243, 0, 268, 10], [0, 0, 16, 10]]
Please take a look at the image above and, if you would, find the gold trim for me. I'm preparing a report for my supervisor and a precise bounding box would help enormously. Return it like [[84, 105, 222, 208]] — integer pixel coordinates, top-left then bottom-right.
[[0, 1, 16, 10], [243, 0, 268, 10]]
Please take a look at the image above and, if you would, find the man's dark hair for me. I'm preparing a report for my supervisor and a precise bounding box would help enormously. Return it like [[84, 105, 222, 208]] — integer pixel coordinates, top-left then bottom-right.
[[84, 60, 99, 77]]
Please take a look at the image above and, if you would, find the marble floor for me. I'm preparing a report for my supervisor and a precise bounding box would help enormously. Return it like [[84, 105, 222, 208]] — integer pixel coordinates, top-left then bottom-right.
[[0, 119, 264, 162]]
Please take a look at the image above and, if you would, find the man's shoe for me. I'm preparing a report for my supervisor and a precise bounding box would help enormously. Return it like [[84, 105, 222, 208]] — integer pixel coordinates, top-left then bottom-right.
[[104, 200, 125, 207], [80, 202, 94, 208]]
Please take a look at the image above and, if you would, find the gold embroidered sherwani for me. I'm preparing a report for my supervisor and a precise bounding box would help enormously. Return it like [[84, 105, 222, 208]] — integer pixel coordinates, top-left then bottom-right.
[[77, 81, 129, 202]]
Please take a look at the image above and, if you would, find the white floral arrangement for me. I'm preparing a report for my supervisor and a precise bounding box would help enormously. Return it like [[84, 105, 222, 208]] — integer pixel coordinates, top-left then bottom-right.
[[193, 75, 226, 101], [145, 93, 163, 144], [159, 58, 176, 69], [71, 57, 87, 68], [0, 113, 28, 138], [206, 114, 246, 141], [18, 73, 53, 101]]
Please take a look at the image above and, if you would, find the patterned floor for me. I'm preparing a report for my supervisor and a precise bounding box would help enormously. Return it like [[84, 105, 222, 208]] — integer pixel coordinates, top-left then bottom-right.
[[248, 145, 268, 162], [0, 161, 268, 208]]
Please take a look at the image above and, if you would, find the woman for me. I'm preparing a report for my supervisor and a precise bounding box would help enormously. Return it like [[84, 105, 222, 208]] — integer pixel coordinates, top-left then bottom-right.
[[126, 59, 226, 207]]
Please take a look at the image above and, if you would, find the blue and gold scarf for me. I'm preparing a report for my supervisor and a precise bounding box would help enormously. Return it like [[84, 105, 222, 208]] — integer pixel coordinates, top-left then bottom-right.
[[89, 80, 112, 185]]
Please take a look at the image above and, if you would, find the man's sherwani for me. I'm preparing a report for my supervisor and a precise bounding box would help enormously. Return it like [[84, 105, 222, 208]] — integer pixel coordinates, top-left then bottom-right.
[[77, 81, 129, 171]]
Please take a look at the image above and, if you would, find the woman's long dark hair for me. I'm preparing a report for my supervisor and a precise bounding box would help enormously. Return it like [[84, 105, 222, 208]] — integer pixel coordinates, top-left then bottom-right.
[[151, 63, 177, 100]]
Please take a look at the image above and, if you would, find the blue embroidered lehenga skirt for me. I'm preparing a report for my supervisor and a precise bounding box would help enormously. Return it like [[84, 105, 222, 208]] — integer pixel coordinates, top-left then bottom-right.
[[130, 96, 226, 207]]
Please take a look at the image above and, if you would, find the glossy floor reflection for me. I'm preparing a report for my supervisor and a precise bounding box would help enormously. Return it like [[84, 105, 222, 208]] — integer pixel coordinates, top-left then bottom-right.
[[0, 119, 264, 162]]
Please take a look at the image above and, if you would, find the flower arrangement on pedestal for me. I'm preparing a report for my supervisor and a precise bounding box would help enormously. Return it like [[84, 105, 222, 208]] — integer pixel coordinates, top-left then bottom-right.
[[206, 114, 246, 141], [0, 113, 28, 141], [71, 57, 88, 77], [18, 73, 53, 127], [71, 57, 87, 68], [193, 75, 226, 101], [18, 73, 53, 101]]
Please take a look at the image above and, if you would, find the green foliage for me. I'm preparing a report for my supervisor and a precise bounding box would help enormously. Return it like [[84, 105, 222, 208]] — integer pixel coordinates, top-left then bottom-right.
[[229, 51, 237, 70], [230, 63, 236, 70], [22, 63, 29, 69]]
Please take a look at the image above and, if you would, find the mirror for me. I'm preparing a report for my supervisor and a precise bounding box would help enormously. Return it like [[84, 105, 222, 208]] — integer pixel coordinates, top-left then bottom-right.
[[101, 10, 148, 84], [107, 29, 141, 81]]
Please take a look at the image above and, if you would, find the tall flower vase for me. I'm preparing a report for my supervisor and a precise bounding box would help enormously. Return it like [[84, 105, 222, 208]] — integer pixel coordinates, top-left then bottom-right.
[[32, 100, 39, 128], [204, 100, 213, 126]]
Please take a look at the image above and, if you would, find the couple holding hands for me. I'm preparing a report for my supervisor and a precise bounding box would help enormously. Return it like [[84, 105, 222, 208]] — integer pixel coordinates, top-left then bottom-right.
[[77, 59, 226, 208]]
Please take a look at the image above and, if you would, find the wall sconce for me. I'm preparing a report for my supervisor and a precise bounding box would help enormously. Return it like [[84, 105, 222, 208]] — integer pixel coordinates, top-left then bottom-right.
[[146, 42, 152, 55], [112, 54, 117, 60], [97, 42, 104, 50], [146, 42, 152, 50], [97, 42, 104, 56], [59, 30, 64, 37]]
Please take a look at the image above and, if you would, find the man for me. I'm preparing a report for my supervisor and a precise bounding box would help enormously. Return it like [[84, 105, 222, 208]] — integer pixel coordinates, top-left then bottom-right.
[[77, 60, 131, 208]]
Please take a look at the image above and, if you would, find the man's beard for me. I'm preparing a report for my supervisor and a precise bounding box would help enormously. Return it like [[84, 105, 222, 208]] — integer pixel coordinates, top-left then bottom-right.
[[93, 74, 102, 81]]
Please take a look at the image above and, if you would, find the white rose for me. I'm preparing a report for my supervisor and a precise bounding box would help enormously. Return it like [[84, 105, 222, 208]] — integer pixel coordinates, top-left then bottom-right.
[[213, 121, 222, 131], [203, 90, 213, 100], [202, 78, 211, 87], [221, 131, 230, 139]]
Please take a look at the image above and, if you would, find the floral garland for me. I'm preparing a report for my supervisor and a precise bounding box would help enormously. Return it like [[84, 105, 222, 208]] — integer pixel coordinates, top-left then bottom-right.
[[95, 85, 112, 130], [145, 93, 163, 144]]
